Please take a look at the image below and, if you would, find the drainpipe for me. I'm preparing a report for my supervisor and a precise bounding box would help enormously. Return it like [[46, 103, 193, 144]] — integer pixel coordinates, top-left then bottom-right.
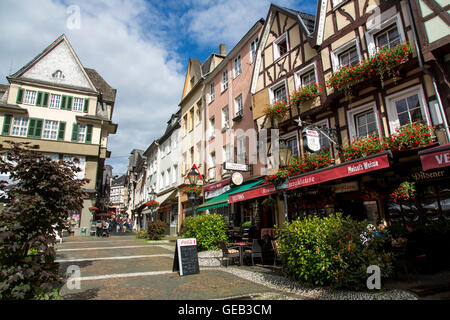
[[406, 0, 450, 141]]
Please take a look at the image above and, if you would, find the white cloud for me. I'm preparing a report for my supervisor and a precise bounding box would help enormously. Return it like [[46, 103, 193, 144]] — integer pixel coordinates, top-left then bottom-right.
[[0, 0, 317, 175], [0, 0, 186, 175]]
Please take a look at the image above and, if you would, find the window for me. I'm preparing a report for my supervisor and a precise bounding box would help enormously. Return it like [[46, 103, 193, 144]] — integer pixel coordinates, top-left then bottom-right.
[[172, 165, 177, 184], [237, 136, 247, 164], [375, 24, 401, 50], [274, 33, 288, 60], [347, 102, 380, 140], [355, 111, 378, 138], [24, 90, 37, 105], [295, 63, 318, 88], [365, 14, 406, 56], [250, 37, 259, 64], [49, 94, 61, 109], [270, 81, 287, 103], [183, 115, 188, 135], [234, 95, 243, 116], [223, 144, 232, 164], [189, 108, 194, 131], [166, 169, 170, 187], [301, 70, 316, 87], [43, 120, 59, 140], [196, 102, 202, 123], [73, 98, 84, 112], [210, 82, 215, 102], [222, 106, 229, 130], [52, 70, 64, 80], [77, 124, 86, 143], [339, 47, 359, 69], [386, 86, 429, 132], [209, 152, 216, 181], [182, 152, 187, 174], [287, 137, 299, 156], [209, 117, 215, 139], [222, 71, 228, 91], [190, 147, 194, 168], [331, 39, 361, 72], [234, 55, 242, 78], [161, 172, 165, 189], [11, 117, 29, 137]]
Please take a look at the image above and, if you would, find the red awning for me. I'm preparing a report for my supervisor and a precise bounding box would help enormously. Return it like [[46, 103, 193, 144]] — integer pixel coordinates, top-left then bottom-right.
[[289, 151, 392, 191], [419, 143, 450, 171], [228, 184, 277, 204]]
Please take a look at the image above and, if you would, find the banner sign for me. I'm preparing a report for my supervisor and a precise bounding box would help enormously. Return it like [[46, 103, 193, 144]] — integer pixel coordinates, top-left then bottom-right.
[[173, 238, 200, 276], [289, 153, 390, 190], [229, 185, 277, 204], [419, 143, 450, 171], [223, 162, 249, 172]]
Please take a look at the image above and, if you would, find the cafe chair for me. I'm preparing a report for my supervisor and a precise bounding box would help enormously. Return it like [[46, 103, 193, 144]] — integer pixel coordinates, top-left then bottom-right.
[[244, 239, 264, 266], [218, 241, 240, 267], [271, 240, 282, 267]]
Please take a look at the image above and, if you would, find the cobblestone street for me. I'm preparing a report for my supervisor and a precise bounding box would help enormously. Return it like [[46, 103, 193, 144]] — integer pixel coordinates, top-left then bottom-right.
[[56, 235, 282, 300]]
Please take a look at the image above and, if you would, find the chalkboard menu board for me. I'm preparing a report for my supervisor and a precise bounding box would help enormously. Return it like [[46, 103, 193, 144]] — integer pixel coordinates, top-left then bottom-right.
[[172, 238, 200, 276]]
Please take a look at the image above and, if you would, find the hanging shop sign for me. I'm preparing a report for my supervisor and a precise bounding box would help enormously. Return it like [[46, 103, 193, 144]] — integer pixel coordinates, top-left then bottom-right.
[[204, 185, 231, 200], [229, 184, 277, 204], [232, 172, 244, 186], [172, 238, 200, 276], [302, 129, 321, 153], [289, 152, 391, 190], [223, 162, 249, 172]]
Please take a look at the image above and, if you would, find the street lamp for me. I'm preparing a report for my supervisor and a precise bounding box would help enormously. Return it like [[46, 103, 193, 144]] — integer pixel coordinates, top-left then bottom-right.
[[278, 140, 292, 224], [148, 189, 157, 223], [187, 167, 199, 216]]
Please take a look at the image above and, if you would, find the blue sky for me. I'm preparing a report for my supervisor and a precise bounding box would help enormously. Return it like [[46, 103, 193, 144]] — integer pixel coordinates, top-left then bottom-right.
[[0, 0, 317, 176]]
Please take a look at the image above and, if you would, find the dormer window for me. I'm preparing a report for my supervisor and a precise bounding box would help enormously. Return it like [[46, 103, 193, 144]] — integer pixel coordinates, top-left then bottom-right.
[[52, 70, 65, 80]]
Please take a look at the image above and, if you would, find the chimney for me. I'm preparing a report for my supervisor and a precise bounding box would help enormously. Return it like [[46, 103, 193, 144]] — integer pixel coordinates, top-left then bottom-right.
[[219, 44, 226, 56]]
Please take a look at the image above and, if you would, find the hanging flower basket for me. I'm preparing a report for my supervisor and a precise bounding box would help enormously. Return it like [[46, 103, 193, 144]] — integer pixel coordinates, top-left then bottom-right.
[[390, 181, 416, 203], [263, 100, 290, 120], [145, 200, 160, 207], [289, 83, 321, 108], [181, 186, 201, 196]]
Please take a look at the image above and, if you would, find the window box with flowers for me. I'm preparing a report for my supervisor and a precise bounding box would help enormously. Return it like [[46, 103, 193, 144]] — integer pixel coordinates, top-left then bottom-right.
[[326, 42, 412, 97], [290, 83, 322, 109], [264, 151, 333, 185], [386, 122, 435, 152], [341, 134, 386, 162], [263, 100, 290, 121]]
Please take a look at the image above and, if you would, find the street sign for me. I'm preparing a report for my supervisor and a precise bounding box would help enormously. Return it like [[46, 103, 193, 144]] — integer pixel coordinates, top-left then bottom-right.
[[172, 238, 200, 276], [223, 162, 248, 171]]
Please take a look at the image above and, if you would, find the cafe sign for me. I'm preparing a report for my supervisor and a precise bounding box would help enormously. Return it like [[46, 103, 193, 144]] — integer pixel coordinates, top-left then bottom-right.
[[303, 129, 321, 153], [333, 181, 359, 193], [224, 162, 249, 172]]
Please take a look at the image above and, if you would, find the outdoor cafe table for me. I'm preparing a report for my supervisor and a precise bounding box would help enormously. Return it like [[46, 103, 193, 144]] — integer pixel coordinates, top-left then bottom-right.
[[229, 242, 249, 266]]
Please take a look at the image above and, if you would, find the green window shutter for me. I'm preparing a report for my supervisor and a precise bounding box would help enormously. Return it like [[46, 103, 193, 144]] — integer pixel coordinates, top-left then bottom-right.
[[61, 96, 67, 110], [27, 118, 37, 137], [34, 119, 43, 138], [42, 93, 49, 107], [16, 88, 24, 104], [58, 121, 66, 141], [67, 96, 73, 111], [36, 92, 43, 106], [2, 114, 13, 135], [71, 123, 79, 142], [83, 99, 89, 113], [86, 124, 93, 144]]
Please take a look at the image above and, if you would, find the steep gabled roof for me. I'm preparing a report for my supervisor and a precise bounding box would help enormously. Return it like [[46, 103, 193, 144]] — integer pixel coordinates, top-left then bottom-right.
[[84, 68, 117, 103], [271, 4, 316, 37], [8, 34, 97, 92]]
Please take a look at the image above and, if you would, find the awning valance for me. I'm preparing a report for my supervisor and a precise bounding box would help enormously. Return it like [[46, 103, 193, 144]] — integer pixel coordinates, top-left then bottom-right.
[[419, 143, 450, 171], [228, 184, 277, 204], [196, 179, 264, 212], [289, 151, 392, 191]]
